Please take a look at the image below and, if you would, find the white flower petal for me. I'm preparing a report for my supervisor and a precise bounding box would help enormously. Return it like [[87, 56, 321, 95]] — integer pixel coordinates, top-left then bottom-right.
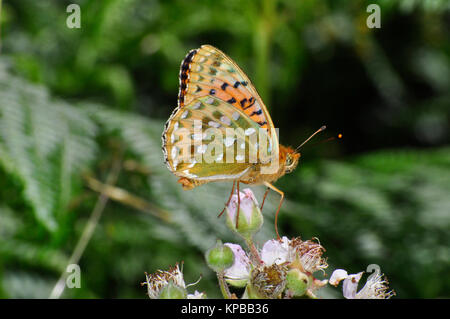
[[224, 243, 251, 286], [342, 272, 364, 299], [187, 291, 206, 299], [260, 236, 291, 265], [329, 269, 349, 287]]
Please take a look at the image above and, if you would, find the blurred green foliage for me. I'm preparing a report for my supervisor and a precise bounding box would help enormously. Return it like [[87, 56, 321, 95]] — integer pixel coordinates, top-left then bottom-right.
[[0, 0, 449, 298]]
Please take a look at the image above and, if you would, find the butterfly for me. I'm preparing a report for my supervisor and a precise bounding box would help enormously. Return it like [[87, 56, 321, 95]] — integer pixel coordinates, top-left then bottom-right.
[[162, 45, 325, 238]]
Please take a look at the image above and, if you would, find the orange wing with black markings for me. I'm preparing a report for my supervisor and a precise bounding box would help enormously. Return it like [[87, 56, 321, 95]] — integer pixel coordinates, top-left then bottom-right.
[[178, 45, 275, 132]]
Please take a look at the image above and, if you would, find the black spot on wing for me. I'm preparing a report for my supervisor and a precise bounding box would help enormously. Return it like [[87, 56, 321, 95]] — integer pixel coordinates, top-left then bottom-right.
[[243, 97, 256, 110], [250, 109, 262, 116]]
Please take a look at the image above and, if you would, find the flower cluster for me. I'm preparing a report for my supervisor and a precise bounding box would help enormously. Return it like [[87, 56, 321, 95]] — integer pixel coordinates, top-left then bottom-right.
[[221, 236, 328, 298], [142, 188, 394, 299]]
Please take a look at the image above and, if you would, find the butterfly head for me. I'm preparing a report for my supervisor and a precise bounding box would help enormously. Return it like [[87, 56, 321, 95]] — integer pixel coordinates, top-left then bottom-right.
[[280, 145, 301, 175], [281, 125, 327, 175]]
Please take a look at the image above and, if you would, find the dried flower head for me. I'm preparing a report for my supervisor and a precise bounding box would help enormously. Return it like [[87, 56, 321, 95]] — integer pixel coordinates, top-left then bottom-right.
[[142, 264, 186, 299], [249, 264, 287, 299], [290, 237, 328, 274]]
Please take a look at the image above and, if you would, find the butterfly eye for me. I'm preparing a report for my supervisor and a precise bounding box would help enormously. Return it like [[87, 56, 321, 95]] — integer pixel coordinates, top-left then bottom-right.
[[286, 155, 292, 166]]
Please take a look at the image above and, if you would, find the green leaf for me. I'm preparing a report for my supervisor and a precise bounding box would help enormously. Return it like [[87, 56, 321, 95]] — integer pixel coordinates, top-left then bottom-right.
[[0, 65, 98, 231]]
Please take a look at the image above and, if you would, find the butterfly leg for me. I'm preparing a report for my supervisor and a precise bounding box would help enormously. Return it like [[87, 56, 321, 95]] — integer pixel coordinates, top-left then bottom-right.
[[263, 182, 285, 240], [260, 187, 270, 211], [217, 180, 236, 218], [236, 181, 241, 228]]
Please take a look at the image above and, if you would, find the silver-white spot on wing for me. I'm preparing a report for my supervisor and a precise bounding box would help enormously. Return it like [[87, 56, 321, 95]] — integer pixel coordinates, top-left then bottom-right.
[[245, 128, 256, 136]]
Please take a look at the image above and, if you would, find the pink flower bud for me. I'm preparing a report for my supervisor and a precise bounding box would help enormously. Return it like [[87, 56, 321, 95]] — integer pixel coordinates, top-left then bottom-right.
[[225, 188, 263, 239], [227, 188, 258, 223]]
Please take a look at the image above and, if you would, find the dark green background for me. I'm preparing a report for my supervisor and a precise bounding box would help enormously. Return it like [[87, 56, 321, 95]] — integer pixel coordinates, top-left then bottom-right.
[[0, 0, 448, 298]]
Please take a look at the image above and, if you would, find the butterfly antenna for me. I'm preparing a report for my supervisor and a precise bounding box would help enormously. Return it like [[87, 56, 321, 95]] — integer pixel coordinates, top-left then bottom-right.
[[308, 133, 343, 148], [295, 125, 327, 152]]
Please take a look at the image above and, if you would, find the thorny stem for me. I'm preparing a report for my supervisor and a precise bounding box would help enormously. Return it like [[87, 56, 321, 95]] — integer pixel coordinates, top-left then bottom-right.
[[217, 271, 232, 299], [49, 150, 123, 299]]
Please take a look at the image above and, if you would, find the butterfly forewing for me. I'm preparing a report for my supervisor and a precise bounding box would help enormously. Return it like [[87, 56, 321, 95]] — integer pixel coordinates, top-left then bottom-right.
[[179, 45, 275, 133]]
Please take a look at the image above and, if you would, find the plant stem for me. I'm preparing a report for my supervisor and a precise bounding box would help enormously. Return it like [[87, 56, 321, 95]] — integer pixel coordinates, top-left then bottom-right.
[[217, 272, 232, 299], [49, 151, 123, 299], [84, 175, 171, 222]]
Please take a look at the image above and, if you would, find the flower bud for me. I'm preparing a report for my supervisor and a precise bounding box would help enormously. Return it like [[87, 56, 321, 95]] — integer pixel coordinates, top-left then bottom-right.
[[285, 268, 310, 297], [225, 188, 263, 240], [205, 240, 234, 273], [158, 281, 187, 299]]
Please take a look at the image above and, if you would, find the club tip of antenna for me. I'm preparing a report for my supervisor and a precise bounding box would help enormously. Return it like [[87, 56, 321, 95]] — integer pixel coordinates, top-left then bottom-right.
[[320, 125, 327, 131]]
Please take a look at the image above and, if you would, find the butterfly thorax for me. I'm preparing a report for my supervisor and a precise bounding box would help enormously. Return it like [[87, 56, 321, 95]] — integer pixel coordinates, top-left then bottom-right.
[[239, 144, 300, 185]]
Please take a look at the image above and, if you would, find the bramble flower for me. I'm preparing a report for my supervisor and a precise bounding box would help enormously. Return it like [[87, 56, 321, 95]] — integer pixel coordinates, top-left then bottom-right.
[[225, 188, 263, 240], [142, 263, 204, 299], [260, 236, 328, 274], [330, 268, 395, 299], [290, 237, 328, 274], [142, 264, 185, 299]]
